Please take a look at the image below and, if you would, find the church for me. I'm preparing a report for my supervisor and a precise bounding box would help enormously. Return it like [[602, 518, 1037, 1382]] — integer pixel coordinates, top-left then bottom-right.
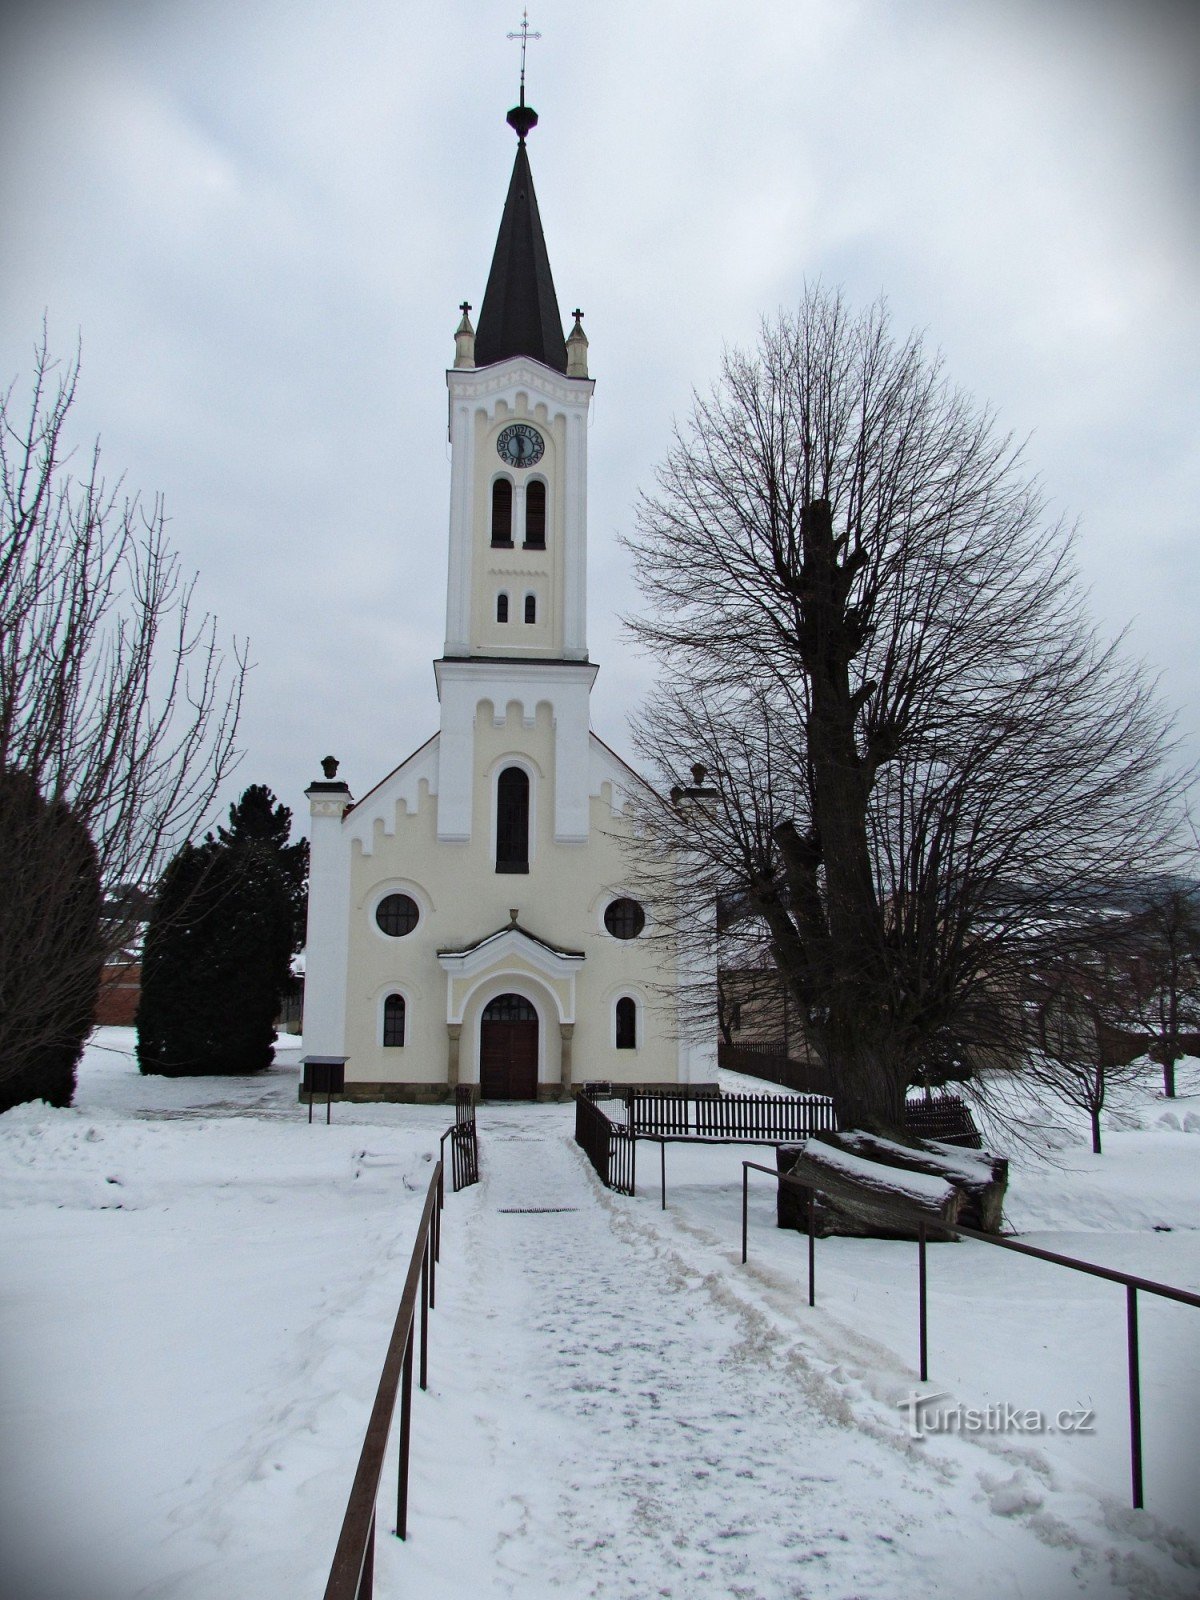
[[300, 89, 716, 1102]]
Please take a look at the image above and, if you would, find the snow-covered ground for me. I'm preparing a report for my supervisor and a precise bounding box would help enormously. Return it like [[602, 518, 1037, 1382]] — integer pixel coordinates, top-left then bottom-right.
[[1, 1032, 1197, 1598]]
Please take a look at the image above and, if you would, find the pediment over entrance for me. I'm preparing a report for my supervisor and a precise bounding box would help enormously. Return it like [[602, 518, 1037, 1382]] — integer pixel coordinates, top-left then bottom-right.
[[437, 918, 584, 1027]]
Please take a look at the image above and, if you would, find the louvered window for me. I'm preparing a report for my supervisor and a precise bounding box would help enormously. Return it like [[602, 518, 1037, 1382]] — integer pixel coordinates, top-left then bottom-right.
[[491, 478, 513, 545], [525, 480, 546, 548]]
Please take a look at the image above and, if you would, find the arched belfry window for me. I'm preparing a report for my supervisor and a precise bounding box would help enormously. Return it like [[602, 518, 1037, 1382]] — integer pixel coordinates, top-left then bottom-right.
[[615, 996, 637, 1050], [524, 480, 546, 548], [524, 593, 536, 625], [497, 592, 509, 623], [383, 994, 406, 1047], [496, 766, 530, 874], [491, 478, 513, 546]]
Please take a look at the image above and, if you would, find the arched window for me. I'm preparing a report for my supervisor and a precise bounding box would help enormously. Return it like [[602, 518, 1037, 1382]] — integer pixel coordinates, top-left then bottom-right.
[[615, 996, 637, 1050], [496, 766, 530, 873], [497, 592, 509, 623], [524, 480, 546, 548], [491, 478, 513, 546], [524, 593, 536, 624], [383, 993, 406, 1047]]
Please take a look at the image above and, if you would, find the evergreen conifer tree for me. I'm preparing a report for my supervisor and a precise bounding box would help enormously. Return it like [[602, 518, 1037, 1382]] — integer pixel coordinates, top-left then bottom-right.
[[0, 770, 103, 1110], [137, 786, 308, 1075]]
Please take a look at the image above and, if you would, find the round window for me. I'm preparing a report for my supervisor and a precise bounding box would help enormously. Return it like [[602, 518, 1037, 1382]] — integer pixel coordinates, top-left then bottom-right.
[[604, 897, 645, 940], [375, 893, 419, 937]]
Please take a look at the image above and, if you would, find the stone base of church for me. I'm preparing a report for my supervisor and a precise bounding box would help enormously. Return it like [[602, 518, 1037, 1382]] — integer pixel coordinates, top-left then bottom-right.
[[299, 1082, 458, 1105], [298, 1078, 701, 1106], [299, 1081, 573, 1105]]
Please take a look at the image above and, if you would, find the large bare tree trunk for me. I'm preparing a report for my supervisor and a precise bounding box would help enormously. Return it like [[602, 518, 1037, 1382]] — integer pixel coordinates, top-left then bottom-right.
[[624, 289, 1189, 1166]]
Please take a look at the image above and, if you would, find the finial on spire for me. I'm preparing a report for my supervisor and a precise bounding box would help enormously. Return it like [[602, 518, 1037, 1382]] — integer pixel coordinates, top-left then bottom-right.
[[566, 308, 589, 378], [507, 8, 540, 100], [454, 302, 476, 369], [505, 8, 541, 140]]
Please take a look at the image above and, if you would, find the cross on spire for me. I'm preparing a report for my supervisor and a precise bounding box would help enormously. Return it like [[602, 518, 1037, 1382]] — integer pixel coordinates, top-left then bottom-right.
[[506, 8, 541, 101]]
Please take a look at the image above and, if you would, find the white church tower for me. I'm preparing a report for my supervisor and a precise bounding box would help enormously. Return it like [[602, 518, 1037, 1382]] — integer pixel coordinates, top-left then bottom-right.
[[301, 90, 715, 1101]]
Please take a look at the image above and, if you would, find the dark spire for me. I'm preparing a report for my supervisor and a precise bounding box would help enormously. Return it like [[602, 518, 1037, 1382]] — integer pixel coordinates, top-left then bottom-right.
[[473, 97, 567, 374]]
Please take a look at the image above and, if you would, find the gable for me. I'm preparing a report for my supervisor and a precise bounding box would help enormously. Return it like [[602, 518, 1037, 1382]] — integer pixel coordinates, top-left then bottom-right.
[[343, 733, 439, 854]]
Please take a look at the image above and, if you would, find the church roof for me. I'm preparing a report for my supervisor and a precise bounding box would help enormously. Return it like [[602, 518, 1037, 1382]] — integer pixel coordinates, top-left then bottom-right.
[[473, 101, 567, 374]]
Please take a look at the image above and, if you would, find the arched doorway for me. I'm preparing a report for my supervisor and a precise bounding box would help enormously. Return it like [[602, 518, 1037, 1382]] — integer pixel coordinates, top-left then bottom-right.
[[480, 993, 538, 1100]]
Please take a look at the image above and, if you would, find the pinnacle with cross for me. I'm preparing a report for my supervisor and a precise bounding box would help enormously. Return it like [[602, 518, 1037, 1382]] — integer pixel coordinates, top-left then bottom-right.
[[505, 9, 542, 140], [506, 8, 541, 98]]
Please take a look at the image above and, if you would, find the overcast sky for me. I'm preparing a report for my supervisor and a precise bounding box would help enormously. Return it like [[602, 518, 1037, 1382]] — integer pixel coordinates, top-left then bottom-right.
[[2, 0, 1197, 842]]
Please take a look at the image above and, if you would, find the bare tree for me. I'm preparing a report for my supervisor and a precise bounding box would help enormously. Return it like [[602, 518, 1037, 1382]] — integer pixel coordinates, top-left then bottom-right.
[[1118, 889, 1200, 1098], [0, 332, 245, 1106], [624, 289, 1188, 1136], [1022, 945, 1147, 1154]]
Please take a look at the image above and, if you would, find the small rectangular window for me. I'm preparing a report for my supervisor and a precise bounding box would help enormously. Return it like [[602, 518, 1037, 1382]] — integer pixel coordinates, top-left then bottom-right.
[[524, 593, 536, 624]]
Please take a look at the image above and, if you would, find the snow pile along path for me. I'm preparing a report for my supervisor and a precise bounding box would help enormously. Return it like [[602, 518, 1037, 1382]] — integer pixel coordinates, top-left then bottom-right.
[[389, 1105, 1199, 1600]]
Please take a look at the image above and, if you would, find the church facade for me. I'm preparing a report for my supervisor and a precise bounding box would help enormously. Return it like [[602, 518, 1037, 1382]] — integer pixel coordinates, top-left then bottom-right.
[[300, 94, 715, 1102]]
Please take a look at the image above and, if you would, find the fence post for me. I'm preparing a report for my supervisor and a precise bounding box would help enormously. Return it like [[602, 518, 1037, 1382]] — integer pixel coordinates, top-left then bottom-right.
[[419, 1237, 429, 1392], [1127, 1284, 1144, 1509], [660, 1140, 667, 1211], [429, 1214, 437, 1311], [928, 1216, 934, 1382], [807, 1186, 816, 1307], [396, 1329, 414, 1540], [359, 1509, 375, 1600], [741, 1164, 749, 1264]]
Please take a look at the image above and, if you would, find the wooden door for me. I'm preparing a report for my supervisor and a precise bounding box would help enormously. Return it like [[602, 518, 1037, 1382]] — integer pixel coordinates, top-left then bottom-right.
[[479, 994, 538, 1100]]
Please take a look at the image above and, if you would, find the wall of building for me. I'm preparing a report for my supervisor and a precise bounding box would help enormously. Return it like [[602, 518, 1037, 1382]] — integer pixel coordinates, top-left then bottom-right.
[[338, 701, 682, 1096]]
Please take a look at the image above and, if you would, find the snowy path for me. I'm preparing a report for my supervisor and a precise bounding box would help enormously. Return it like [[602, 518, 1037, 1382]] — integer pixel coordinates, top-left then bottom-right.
[[4, 1041, 1197, 1599], [391, 1107, 1199, 1600]]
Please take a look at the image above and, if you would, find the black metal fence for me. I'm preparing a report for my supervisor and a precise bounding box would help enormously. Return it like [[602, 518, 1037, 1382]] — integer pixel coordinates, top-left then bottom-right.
[[718, 1042, 833, 1096], [902, 1093, 982, 1147], [576, 1090, 838, 1201], [740, 1160, 1200, 1512], [575, 1093, 636, 1195], [626, 1088, 836, 1141], [440, 1088, 479, 1192]]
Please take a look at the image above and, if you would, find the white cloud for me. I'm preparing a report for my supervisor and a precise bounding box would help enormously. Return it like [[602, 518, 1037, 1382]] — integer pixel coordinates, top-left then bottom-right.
[[0, 0, 1195, 822]]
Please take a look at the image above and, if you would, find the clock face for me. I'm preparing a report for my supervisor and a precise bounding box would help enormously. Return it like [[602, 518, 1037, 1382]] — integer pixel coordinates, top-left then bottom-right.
[[496, 423, 545, 468]]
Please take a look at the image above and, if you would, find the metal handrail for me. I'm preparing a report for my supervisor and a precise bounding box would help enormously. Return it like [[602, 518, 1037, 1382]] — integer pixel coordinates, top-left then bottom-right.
[[741, 1160, 1200, 1510], [323, 1162, 444, 1600]]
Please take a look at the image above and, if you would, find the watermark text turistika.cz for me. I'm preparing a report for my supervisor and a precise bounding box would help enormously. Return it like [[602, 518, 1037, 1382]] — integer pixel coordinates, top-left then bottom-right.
[[899, 1391, 1096, 1440]]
